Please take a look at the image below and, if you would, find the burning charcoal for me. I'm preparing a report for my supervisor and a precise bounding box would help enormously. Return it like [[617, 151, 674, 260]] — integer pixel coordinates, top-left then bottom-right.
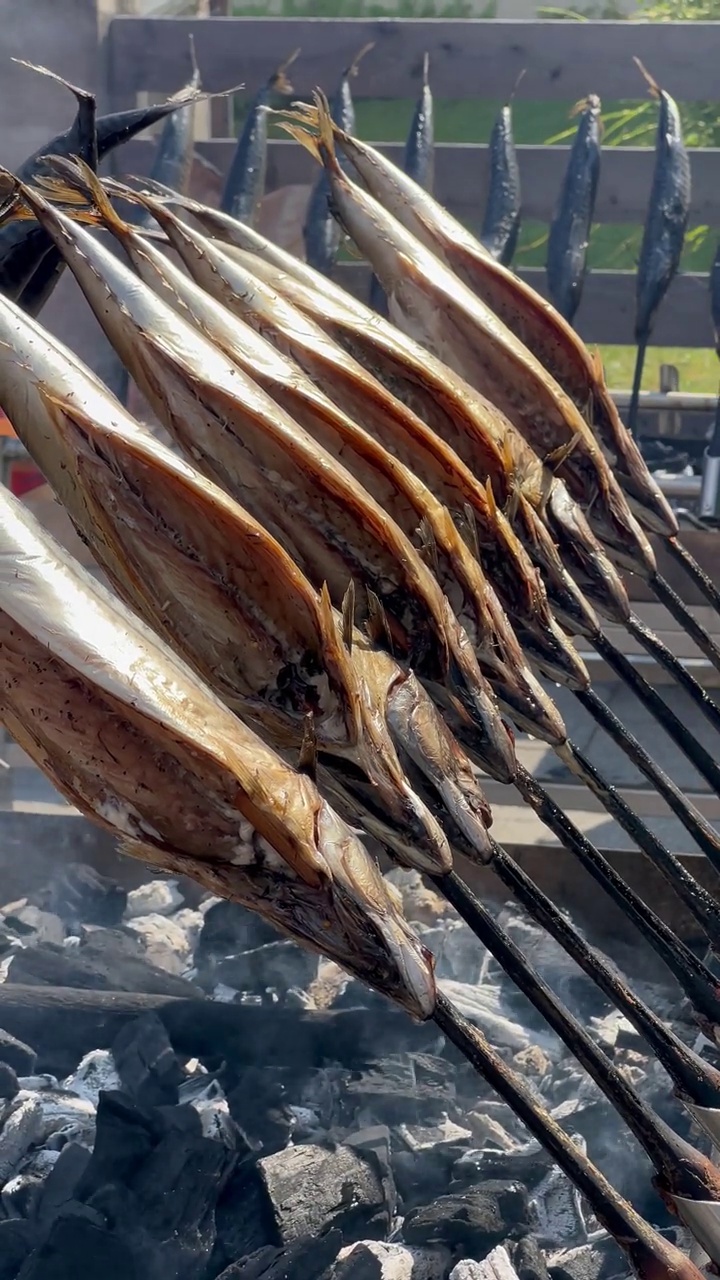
[[394, 1144, 464, 1214], [1, 902, 65, 946], [512, 1235, 551, 1280], [31, 862, 127, 929], [226, 1068, 294, 1153], [111, 1012, 185, 1108], [14, 1210, 138, 1280], [383, 870, 452, 926], [548, 1239, 627, 1280], [438, 981, 558, 1056], [6, 935, 197, 998], [123, 913, 192, 975], [0, 1095, 42, 1185], [0, 1064, 18, 1101], [258, 1141, 392, 1245], [466, 1112, 519, 1153], [402, 1181, 534, 1253], [73, 1091, 159, 1198], [531, 1145, 589, 1247], [31, 1088, 96, 1147], [62, 1050, 121, 1105], [336, 1240, 452, 1278], [451, 1144, 553, 1194], [35, 1141, 91, 1227], [451, 1246, 522, 1280], [2, 1171, 43, 1218], [196, 901, 282, 985], [215, 1229, 343, 1278], [216, 939, 319, 996], [0, 1218, 35, 1280], [172, 908, 204, 953], [125, 878, 184, 919], [192, 1093, 240, 1146], [397, 1117, 473, 1152]]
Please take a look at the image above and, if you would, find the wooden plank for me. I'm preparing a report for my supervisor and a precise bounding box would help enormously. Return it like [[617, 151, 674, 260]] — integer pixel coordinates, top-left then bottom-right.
[[106, 18, 720, 103], [331, 263, 714, 348], [120, 138, 720, 228]]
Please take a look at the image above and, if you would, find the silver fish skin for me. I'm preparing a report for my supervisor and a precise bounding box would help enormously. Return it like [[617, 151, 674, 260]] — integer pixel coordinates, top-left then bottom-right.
[[546, 95, 601, 327], [404, 53, 434, 194], [480, 98, 520, 266], [220, 49, 299, 227]]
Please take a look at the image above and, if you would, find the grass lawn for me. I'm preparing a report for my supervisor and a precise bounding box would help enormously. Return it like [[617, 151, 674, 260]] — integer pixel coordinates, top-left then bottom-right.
[[232, 15, 717, 394]]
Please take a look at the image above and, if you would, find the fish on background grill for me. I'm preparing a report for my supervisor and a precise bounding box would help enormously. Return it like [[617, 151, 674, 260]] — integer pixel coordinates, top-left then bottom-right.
[[136, 36, 202, 222], [546, 94, 602, 327], [11, 171, 516, 785], [220, 48, 300, 227], [303, 41, 374, 277], [627, 58, 691, 440], [304, 101, 675, 540], [480, 74, 522, 266], [0, 60, 205, 318], [280, 96, 656, 584], [0, 481, 436, 1020]]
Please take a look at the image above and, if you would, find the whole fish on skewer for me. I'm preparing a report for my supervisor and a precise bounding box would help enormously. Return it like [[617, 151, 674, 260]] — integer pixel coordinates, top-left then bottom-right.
[[280, 96, 655, 583], [309, 99, 675, 541], [220, 48, 300, 227], [627, 59, 691, 441], [303, 41, 374, 277], [481, 75, 523, 266], [546, 94, 602, 327], [0, 483, 435, 1019], [10, 172, 515, 785]]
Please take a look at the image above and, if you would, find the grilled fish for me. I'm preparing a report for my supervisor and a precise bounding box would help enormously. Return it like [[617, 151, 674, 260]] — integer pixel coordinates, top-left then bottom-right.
[[220, 49, 299, 226], [546, 95, 601, 327], [309, 106, 675, 539], [481, 78, 522, 266], [404, 54, 434, 194], [304, 41, 373, 276], [13, 175, 515, 783], [282, 97, 655, 580], [0, 484, 435, 1018], [112, 178, 588, 696]]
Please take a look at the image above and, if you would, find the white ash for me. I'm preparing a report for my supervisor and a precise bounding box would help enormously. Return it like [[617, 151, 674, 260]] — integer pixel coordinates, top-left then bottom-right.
[[124, 878, 185, 919]]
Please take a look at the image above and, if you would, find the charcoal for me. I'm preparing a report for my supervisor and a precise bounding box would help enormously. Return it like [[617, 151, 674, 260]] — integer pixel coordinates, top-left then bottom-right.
[[216, 940, 319, 996], [15, 1210, 139, 1280], [62, 1050, 121, 1105], [123, 913, 192, 975], [548, 1239, 627, 1280], [128, 1122, 234, 1239], [216, 1229, 343, 1278], [345, 1126, 395, 1216], [112, 1013, 185, 1107], [6, 936, 197, 999], [0, 1029, 36, 1077], [125, 879, 184, 919], [335, 1241, 451, 1278], [196, 901, 281, 985], [35, 1141, 92, 1226], [30, 1088, 96, 1147], [0, 1096, 42, 1185], [226, 1068, 294, 1153], [402, 1181, 534, 1252], [1, 904, 65, 947], [209, 1162, 279, 1272], [73, 1092, 160, 1198], [393, 1145, 462, 1213], [451, 1245, 520, 1280], [513, 1235, 550, 1280], [0, 1218, 36, 1280], [531, 1146, 588, 1246], [32, 863, 127, 929], [0, 1064, 18, 1101], [2, 1171, 43, 1218], [452, 1145, 551, 1193], [258, 1140, 391, 1245]]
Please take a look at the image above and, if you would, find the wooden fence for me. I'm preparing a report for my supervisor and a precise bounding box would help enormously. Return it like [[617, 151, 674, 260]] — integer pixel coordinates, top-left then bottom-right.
[[105, 16, 720, 351]]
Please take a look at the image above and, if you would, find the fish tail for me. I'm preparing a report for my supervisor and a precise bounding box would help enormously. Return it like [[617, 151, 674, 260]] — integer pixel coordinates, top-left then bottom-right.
[[188, 33, 200, 86], [278, 90, 340, 174], [508, 68, 526, 105], [422, 52, 431, 86], [37, 157, 130, 241], [271, 46, 301, 95], [633, 57, 661, 99], [12, 58, 94, 110], [347, 41, 375, 79], [569, 94, 599, 118]]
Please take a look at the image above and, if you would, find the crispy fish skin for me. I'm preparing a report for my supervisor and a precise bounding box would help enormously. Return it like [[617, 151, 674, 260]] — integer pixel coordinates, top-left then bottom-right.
[[0, 290, 455, 875], [546, 95, 601, 327], [89, 193, 568, 744], [280, 101, 656, 580], [319, 112, 676, 540], [15, 183, 515, 783], [117, 190, 590, 686], [0, 485, 436, 1019]]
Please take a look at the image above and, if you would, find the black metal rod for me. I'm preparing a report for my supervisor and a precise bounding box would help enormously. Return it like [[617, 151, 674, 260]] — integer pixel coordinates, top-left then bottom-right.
[[622, 611, 720, 743], [433, 993, 705, 1280], [478, 840, 720, 1106], [651, 569, 720, 676], [512, 764, 720, 1029], [626, 337, 648, 441], [561, 705, 720, 943], [665, 535, 720, 620], [435, 869, 720, 1209], [589, 624, 720, 793]]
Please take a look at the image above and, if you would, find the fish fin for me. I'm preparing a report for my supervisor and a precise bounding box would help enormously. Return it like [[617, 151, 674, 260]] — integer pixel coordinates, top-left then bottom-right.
[[590, 346, 608, 390], [366, 589, 393, 653], [462, 503, 480, 562], [415, 516, 439, 577], [545, 432, 583, 470], [271, 47, 301, 96], [346, 41, 375, 79], [40, 156, 131, 240], [507, 68, 526, 105], [633, 57, 661, 100], [298, 710, 318, 781], [277, 90, 340, 174], [341, 579, 356, 652]]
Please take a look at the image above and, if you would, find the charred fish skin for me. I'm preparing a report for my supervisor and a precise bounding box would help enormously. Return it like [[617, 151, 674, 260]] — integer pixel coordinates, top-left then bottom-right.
[[546, 95, 601, 326], [304, 42, 373, 277], [634, 62, 691, 348], [404, 53, 434, 194], [480, 91, 521, 267], [220, 50, 299, 227]]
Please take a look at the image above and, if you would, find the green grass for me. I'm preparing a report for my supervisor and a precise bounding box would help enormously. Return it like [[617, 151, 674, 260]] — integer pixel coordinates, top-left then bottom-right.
[[232, 8, 717, 392]]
